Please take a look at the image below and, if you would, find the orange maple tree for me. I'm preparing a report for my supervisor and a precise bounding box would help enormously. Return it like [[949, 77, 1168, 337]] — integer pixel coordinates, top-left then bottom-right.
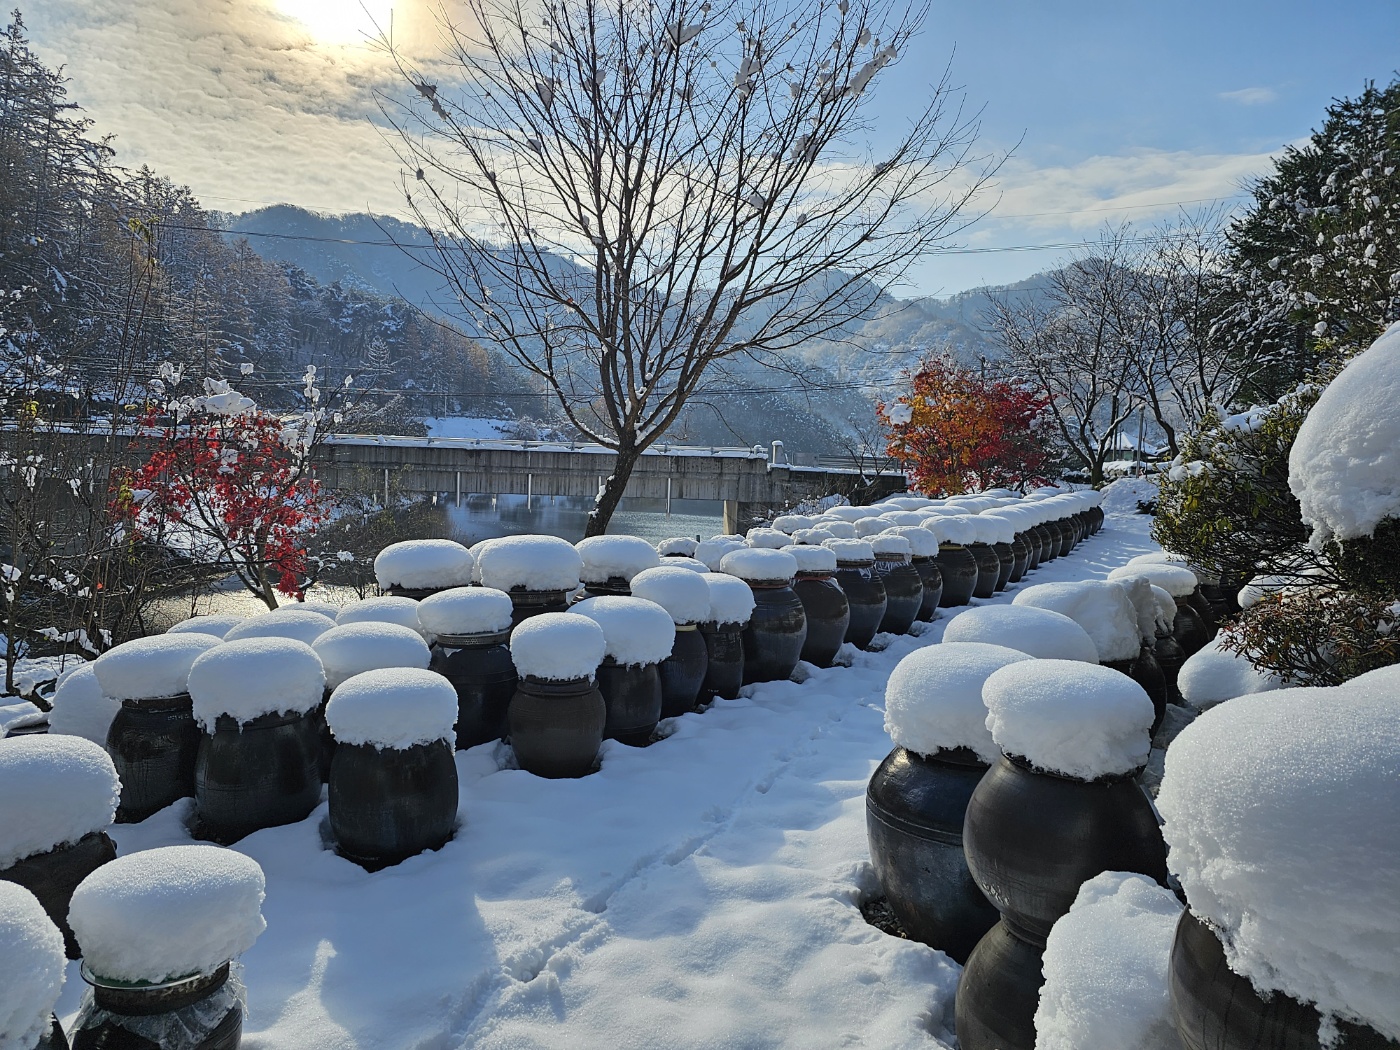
[[877, 357, 1059, 496]]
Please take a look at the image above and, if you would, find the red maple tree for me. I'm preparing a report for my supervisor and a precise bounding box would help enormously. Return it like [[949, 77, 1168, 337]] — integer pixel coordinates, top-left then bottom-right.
[[877, 357, 1059, 496], [110, 409, 326, 609]]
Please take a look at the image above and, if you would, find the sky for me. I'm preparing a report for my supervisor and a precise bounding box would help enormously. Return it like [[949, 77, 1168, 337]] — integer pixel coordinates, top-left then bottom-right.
[[23, 0, 1400, 297]]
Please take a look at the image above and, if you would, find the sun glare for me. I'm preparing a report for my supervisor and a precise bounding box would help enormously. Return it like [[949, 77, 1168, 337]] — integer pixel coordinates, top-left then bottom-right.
[[277, 0, 394, 45]]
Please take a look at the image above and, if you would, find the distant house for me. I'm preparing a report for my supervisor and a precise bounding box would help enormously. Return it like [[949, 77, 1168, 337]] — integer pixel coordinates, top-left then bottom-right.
[[1103, 432, 1168, 475]]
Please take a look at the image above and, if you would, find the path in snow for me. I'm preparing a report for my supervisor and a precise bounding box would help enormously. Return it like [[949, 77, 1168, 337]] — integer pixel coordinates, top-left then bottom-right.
[[55, 512, 1158, 1050]]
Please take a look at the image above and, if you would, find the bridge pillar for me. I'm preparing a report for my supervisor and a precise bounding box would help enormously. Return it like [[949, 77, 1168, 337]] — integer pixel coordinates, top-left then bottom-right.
[[722, 500, 768, 535]]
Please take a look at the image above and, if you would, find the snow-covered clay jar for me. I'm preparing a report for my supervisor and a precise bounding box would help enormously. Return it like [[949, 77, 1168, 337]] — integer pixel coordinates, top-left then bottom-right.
[[1014, 581, 1167, 732], [94, 633, 222, 823], [783, 544, 849, 669], [870, 533, 923, 635], [188, 639, 325, 845], [719, 549, 808, 685], [630, 566, 711, 719], [926, 517, 980, 608], [656, 536, 698, 559], [979, 514, 1019, 592], [0, 737, 119, 958], [942, 605, 1100, 664], [419, 587, 517, 749], [1159, 684, 1400, 1050], [324, 668, 460, 869], [697, 574, 755, 703], [884, 526, 944, 621], [506, 613, 608, 779], [821, 538, 887, 649], [694, 536, 746, 571], [475, 535, 583, 626], [373, 538, 474, 599], [866, 644, 1029, 964], [0, 883, 69, 1050], [167, 613, 245, 639], [573, 596, 674, 746], [956, 661, 1168, 1050], [68, 845, 265, 1050], [1108, 563, 1210, 656], [575, 535, 661, 598]]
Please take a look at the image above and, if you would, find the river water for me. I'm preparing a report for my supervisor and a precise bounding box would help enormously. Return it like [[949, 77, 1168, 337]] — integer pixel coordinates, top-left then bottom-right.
[[146, 495, 725, 626]]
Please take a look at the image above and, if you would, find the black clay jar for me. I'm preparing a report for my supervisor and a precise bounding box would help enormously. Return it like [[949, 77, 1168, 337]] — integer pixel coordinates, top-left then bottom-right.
[[658, 625, 709, 719], [71, 964, 242, 1050], [194, 710, 321, 846], [991, 542, 1015, 592], [968, 543, 1001, 600], [1184, 586, 1219, 641], [328, 739, 458, 870], [911, 556, 944, 621], [0, 832, 117, 958], [956, 753, 1169, 1050], [793, 572, 851, 668], [578, 577, 631, 600], [1008, 534, 1031, 583], [1154, 629, 1188, 705], [865, 746, 998, 964], [741, 580, 808, 684], [107, 693, 201, 824], [596, 657, 663, 746], [1172, 597, 1210, 658], [1041, 520, 1065, 560], [1051, 518, 1075, 558], [835, 560, 887, 648], [385, 584, 441, 600], [874, 554, 924, 636], [508, 675, 606, 778], [430, 631, 518, 749], [1198, 580, 1241, 623], [1031, 524, 1055, 565], [936, 545, 979, 607], [699, 621, 745, 702], [507, 588, 571, 628], [1102, 646, 1168, 736], [1170, 909, 1400, 1050]]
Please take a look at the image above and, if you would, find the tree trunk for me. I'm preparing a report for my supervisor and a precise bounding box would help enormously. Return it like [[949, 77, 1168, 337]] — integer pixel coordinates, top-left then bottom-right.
[[585, 448, 642, 538]]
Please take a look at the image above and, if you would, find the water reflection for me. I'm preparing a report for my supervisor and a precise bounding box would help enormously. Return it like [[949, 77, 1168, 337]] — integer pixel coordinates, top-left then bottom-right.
[[443, 494, 723, 545]]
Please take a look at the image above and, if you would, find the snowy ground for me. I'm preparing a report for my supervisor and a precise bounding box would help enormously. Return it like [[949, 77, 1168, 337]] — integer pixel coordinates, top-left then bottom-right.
[[53, 511, 1159, 1050]]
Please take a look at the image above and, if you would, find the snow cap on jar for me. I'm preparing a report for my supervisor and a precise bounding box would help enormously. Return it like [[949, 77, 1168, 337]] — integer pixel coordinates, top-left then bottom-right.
[[0, 736, 119, 868], [815, 519, 858, 539], [694, 536, 747, 571], [821, 505, 870, 522], [69, 845, 266, 984], [312, 621, 431, 690], [325, 667, 458, 749], [719, 547, 799, 584], [870, 533, 912, 559], [982, 660, 1154, 779], [883, 525, 940, 558], [931, 514, 982, 546], [373, 538, 474, 591], [656, 536, 699, 558], [1159, 682, 1400, 1041], [703, 574, 756, 626], [573, 596, 676, 666], [783, 544, 837, 574], [745, 527, 791, 549], [47, 664, 121, 746], [509, 611, 607, 681], [476, 534, 583, 592], [821, 537, 875, 564], [576, 535, 661, 584], [336, 596, 432, 638], [224, 607, 337, 646], [416, 587, 514, 638], [1013, 581, 1142, 663], [1107, 563, 1198, 598], [94, 633, 222, 701], [884, 643, 1032, 763], [0, 883, 67, 1050], [188, 638, 326, 731], [943, 605, 1100, 663], [167, 613, 244, 638], [771, 514, 815, 534], [629, 565, 712, 625]]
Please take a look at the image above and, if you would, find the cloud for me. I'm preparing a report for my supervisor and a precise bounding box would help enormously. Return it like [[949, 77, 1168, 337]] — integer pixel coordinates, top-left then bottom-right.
[[1219, 86, 1278, 106], [25, 0, 471, 217]]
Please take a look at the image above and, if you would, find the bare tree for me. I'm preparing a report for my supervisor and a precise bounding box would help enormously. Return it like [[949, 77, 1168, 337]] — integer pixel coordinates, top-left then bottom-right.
[[986, 227, 1142, 486], [380, 0, 996, 534]]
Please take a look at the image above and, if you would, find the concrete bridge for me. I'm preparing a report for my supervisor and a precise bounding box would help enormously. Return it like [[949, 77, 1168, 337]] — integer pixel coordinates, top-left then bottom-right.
[[313, 434, 906, 532]]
